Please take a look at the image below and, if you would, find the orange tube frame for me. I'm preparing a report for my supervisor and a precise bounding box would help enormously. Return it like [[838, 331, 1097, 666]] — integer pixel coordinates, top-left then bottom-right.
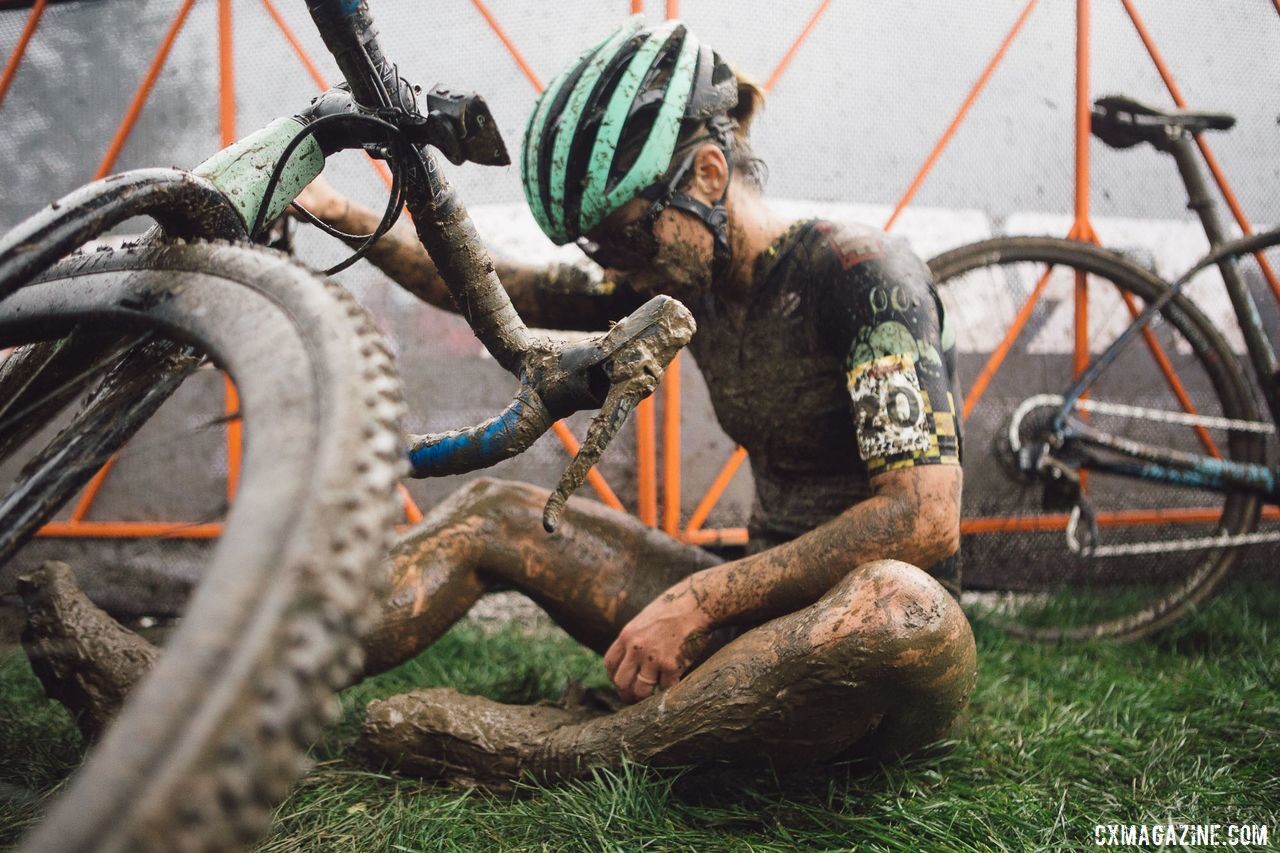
[[635, 396, 658, 525], [883, 0, 1039, 232], [963, 505, 1280, 535], [0, 0, 47, 112], [763, 0, 832, 93], [219, 0, 242, 505], [1120, 0, 1280, 306], [962, 265, 1055, 420], [35, 0, 198, 537], [684, 446, 747, 535], [261, 0, 329, 90], [471, 0, 543, 91], [661, 353, 682, 535], [94, 0, 197, 180]]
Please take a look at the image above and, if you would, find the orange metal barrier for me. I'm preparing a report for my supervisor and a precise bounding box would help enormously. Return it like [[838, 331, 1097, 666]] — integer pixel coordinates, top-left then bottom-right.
[[961, 266, 1055, 420], [922, 0, 1267, 539], [261, 0, 328, 90], [471, 0, 543, 91], [763, 0, 832, 93], [94, 0, 196, 180], [684, 446, 747, 535], [27, 0, 199, 540], [219, 0, 242, 505], [37, 521, 224, 539], [0, 0, 45, 111], [635, 396, 658, 525], [661, 353, 682, 535], [1120, 0, 1280, 306], [963, 505, 1280, 535], [883, 0, 1039, 232]]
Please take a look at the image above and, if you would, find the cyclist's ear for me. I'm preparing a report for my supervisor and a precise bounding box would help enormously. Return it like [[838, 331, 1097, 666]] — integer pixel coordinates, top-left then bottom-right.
[[688, 144, 730, 201]]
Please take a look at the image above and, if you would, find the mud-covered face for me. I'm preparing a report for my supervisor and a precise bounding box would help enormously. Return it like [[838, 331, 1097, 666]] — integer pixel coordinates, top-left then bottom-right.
[[584, 195, 715, 305]]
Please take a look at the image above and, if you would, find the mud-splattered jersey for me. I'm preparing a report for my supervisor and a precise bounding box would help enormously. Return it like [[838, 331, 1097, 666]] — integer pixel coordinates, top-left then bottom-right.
[[684, 219, 962, 584]]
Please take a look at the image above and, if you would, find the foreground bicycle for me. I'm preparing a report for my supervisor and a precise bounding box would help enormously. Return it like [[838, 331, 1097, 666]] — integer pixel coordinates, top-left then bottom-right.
[[0, 1, 690, 850], [929, 95, 1278, 641]]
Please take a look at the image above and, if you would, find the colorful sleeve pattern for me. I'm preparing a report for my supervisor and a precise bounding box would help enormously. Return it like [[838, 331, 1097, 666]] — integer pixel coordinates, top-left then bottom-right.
[[815, 223, 961, 476]]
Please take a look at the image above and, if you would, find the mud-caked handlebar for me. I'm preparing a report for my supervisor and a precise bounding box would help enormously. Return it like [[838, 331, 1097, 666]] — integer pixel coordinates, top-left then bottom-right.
[[303, 1, 696, 526], [408, 295, 695, 531]]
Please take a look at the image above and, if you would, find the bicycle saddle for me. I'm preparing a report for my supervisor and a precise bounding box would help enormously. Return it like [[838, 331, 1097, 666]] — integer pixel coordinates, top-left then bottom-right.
[[1091, 94, 1235, 151]]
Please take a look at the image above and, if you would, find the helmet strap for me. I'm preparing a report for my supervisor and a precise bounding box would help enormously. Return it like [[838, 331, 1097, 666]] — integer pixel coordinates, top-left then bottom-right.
[[667, 153, 734, 282]]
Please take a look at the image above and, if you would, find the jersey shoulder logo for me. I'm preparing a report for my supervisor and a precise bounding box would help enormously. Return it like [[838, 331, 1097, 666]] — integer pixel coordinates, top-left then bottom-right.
[[846, 353, 932, 464], [814, 221, 885, 271]]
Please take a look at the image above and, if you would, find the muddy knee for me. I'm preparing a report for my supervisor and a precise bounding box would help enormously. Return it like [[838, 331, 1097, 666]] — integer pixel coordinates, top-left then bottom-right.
[[817, 559, 977, 755]]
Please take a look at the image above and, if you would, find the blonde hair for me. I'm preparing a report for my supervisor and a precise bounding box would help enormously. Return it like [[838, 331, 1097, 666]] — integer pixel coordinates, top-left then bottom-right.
[[725, 67, 768, 190]]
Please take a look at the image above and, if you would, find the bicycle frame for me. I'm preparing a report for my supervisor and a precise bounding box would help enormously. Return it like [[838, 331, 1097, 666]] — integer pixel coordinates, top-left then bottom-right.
[[193, 118, 325, 231], [1051, 227, 1280, 504]]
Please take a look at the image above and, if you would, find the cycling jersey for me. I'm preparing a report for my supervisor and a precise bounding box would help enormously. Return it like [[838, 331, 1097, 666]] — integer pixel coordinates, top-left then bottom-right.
[[683, 218, 963, 593]]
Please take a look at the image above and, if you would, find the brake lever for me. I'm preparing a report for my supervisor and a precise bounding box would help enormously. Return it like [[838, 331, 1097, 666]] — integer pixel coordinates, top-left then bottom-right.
[[540, 295, 696, 531]]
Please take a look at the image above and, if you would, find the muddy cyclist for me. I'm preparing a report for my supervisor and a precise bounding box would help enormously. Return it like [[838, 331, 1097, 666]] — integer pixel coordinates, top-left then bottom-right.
[[25, 17, 977, 785]]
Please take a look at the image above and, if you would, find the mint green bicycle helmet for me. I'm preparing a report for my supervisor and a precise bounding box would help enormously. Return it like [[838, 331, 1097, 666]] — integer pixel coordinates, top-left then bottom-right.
[[521, 16, 739, 247]]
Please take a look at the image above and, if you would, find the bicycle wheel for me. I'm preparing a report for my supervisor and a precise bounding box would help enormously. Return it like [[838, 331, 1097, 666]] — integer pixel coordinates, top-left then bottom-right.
[[928, 236, 1268, 641], [1, 241, 405, 851]]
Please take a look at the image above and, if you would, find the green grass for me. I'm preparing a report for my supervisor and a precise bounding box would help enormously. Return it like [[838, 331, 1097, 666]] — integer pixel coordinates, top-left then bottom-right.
[[2, 585, 1278, 851]]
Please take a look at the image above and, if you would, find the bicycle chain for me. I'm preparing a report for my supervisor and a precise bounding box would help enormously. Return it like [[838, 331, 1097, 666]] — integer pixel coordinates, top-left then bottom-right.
[[1013, 395, 1277, 557]]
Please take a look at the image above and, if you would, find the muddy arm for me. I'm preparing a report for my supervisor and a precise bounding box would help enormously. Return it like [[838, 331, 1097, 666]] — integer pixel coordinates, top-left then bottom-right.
[[667, 464, 963, 630], [296, 194, 638, 332]]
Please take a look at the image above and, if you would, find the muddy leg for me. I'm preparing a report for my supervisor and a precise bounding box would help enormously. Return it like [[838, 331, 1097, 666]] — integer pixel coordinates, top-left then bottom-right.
[[14, 476, 717, 735], [362, 476, 721, 676], [361, 559, 977, 786], [18, 561, 159, 741]]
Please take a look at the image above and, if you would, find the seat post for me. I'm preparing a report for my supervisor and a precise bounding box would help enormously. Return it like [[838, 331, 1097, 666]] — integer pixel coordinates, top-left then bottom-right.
[[1169, 133, 1280, 426], [1167, 133, 1231, 250]]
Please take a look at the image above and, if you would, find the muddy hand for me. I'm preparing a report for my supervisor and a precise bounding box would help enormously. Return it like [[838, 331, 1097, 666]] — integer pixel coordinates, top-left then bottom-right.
[[603, 578, 711, 703]]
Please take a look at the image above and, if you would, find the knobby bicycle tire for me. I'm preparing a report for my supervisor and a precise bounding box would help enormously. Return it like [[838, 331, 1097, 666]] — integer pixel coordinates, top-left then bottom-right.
[[3, 241, 406, 851], [928, 236, 1265, 641]]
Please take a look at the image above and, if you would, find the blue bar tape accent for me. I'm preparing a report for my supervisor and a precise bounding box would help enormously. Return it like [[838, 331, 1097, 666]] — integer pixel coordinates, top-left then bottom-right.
[[408, 400, 524, 476], [338, 0, 361, 16]]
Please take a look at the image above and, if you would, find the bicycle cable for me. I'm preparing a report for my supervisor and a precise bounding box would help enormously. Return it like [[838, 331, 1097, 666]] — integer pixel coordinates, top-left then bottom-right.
[[287, 201, 374, 242], [250, 112, 410, 276]]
